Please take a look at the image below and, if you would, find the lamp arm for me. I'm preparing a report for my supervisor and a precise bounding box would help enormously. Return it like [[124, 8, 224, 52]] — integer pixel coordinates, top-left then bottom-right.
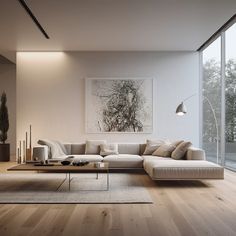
[[180, 94, 218, 136], [202, 96, 219, 164], [183, 93, 198, 102], [179, 93, 219, 164]]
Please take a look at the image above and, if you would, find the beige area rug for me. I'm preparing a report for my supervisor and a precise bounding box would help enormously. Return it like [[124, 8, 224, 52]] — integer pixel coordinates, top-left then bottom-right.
[[0, 173, 153, 204]]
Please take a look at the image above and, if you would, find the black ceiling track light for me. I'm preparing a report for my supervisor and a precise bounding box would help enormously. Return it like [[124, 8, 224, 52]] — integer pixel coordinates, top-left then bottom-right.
[[18, 0, 50, 39]]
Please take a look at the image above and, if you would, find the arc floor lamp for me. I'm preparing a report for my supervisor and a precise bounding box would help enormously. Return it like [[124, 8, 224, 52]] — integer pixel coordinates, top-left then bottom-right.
[[175, 94, 219, 164]]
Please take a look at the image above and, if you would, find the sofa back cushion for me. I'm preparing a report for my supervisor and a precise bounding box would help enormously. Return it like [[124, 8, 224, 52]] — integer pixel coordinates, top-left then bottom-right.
[[186, 147, 205, 160], [64, 144, 72, 155], [65, 143, 141, 155], [60, 142, 194, 157], [100, 143, 119, 156], [118, 143, 140, 155], [70, 144, 85, 155], [140, 143, 146, 155], [85, 140, 106, 154]]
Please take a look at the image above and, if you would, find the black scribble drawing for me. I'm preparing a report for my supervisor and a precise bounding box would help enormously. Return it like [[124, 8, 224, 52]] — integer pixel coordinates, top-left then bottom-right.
[[88, 79, 152, 133]]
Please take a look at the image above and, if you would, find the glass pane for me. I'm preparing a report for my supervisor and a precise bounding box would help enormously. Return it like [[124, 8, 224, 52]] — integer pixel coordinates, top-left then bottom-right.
[[225, 23, 236, 170], [202, 37, 221, 164]]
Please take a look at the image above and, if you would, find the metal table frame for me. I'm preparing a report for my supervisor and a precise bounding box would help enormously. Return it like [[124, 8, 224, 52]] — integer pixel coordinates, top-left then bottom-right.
[[56, 170, 109, 191]]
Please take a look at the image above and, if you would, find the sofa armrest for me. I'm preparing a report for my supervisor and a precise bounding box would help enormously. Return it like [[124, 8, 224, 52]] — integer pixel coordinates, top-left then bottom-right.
[[32, 145, 49, 161], [186, 147, 206, 160]]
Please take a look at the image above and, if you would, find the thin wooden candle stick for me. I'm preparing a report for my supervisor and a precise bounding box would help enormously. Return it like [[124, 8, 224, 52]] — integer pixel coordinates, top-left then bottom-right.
[[30, 125, 32, 149], [17, 148, 20, 163], [23, 140, 26, 163], [26, 132, 28, 150], [30, 125, 32, 160], [19, 140, 21, 163], [26, 131, 29, 161]]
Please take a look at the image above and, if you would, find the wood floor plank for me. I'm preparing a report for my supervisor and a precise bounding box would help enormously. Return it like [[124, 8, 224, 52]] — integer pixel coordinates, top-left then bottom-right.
[[22, 205, 50, 228], [30, 206, 61, 236], [45, 204, 75, 236], [62, 205, 87, 236]]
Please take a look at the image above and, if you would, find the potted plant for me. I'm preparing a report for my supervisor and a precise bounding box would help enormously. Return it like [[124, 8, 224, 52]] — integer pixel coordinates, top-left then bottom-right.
[[0, 92, 10, 161]]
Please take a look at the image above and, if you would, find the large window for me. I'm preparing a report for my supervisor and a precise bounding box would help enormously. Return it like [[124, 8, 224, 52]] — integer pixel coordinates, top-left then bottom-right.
[[201, 20, 236, 170], [202, 38, 221, 164], [225, 23, 236, 169]]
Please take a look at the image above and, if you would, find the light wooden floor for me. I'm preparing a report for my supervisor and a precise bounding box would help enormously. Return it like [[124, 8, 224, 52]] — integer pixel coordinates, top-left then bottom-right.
[[0, 162, 236, 236]]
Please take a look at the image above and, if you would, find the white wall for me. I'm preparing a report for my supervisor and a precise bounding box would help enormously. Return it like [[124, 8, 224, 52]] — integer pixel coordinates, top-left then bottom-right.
[[17, 52, 199, 148], [0, 63, 16, 159]]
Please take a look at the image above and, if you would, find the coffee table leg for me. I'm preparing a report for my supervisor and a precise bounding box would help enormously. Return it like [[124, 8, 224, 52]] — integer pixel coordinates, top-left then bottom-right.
[[107, 169, 109, 191], [96, 172, 98, 179], [56, 174, 67, 191], [69, 173, 71, 191]]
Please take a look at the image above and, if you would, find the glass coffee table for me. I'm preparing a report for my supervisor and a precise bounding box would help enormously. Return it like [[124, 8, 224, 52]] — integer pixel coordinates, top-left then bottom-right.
[[8, 162, 109, 191]]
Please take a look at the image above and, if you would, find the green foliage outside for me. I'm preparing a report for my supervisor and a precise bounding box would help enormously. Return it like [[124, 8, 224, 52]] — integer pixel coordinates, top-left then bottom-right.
[[203, 59, 236, 143]]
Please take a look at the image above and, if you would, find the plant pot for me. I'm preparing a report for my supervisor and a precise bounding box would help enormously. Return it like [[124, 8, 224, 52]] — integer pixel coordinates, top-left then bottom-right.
[[0, 143, 10, 162]]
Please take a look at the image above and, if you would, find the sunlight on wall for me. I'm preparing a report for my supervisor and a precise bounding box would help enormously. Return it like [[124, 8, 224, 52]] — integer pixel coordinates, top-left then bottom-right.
[[16, 52, 66, 152]]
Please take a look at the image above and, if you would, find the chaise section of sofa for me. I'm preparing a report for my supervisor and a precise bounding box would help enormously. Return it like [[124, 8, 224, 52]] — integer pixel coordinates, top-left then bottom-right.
[[142, 147, 224, 180], [143, 158, 224, 180]]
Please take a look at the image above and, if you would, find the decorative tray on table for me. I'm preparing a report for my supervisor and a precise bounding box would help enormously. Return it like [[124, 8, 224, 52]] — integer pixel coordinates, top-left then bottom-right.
[[72, 161, 90, 166]]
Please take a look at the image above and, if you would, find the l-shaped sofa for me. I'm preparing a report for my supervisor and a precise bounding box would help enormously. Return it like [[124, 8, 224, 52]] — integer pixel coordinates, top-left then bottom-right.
[[33, 142, 224, 180]]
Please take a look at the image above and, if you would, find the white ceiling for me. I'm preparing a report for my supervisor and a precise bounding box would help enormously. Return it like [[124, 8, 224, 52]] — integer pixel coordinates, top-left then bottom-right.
[[0, 0, 236, 55]]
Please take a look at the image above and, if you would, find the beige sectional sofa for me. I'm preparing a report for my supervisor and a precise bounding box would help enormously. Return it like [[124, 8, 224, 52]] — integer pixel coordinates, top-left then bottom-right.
[[33, 142, 224, 180]]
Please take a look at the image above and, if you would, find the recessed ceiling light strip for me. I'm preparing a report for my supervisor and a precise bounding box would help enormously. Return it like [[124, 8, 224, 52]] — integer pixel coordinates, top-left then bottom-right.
[[18, 0, 50, 39]]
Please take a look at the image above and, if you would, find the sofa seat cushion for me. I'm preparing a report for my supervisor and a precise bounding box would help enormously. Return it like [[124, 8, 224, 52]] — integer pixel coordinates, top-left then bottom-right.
[[72, 155, 103, 162], [144, 159, 224, 180], [103, 154, 143, 168], [142, 155, 174, 174], [142, 155, 174, 165]]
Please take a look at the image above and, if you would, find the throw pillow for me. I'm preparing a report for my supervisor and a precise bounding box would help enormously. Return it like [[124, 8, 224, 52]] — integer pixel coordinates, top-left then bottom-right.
[[38, 139, 67, 159], [143, 139, 166, 155], [152, 143, 176, 157], [171, 141, 192, 160], [100, 143, 119, 156], [172, 140, 184, 147], [85, 140, 106, 154]]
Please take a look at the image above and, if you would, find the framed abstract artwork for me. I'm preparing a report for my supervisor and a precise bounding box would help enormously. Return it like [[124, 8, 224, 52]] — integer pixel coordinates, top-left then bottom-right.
[[85, 78, 153, 133]]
